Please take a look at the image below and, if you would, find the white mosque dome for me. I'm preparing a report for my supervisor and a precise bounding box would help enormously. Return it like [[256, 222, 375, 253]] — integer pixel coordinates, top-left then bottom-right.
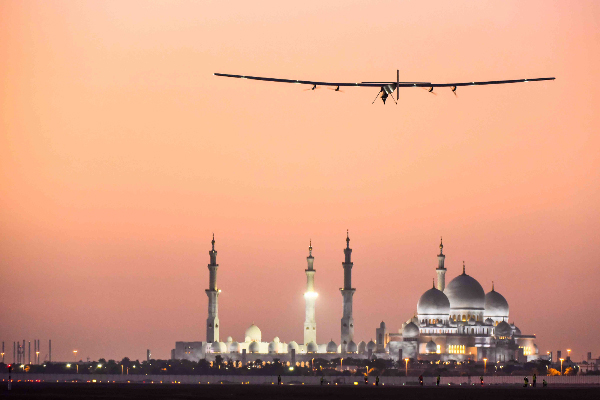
[[273, 337, 280, 343], [425, 340, 437, 354], [417, 286, 450, 315], [346, 340, 357, 353], [249, 341, 260, 353], [287, 341, 299, 353], [211, 342, 226, 353], [403, 322, 419, 338], [357, 341, 366, 354], [495, 321, 511, 337], [484, 288, 509, 319], [226, 336, 233, 343], [468, 316, 476, 325], [366, 340, 376, 351], [268, 341, 278, 353], [229, 341, 240, 353], [306, 341, 318, 353], [245, 324, 261, 342], [326, 340, 337, 353], [444, 269, 485, 310], [485, 318, 494, 325]]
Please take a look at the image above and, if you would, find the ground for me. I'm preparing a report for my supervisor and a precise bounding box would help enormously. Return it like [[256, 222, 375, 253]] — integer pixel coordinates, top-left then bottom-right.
[[2, 383, 600, 400]]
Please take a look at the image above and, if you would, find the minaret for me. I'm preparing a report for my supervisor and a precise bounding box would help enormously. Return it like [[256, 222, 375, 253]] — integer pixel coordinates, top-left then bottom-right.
[[436, 237, 446, 291], [304, 240, 317, 345], [205, 234, 220, 343], [340, 230, 355, 352]]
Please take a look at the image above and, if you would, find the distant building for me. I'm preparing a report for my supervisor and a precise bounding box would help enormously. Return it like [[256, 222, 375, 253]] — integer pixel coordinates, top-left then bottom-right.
[[172, 236, 541, 363]]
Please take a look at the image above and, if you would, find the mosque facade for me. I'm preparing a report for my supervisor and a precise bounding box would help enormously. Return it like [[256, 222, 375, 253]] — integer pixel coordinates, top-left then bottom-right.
[[172, 235, 540, 364]]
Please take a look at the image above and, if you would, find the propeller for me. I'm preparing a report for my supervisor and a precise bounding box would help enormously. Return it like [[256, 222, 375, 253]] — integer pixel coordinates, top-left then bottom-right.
[[422, 87, 437, 96], [303, 84, 321, 91], [327, 86, 344, 93]]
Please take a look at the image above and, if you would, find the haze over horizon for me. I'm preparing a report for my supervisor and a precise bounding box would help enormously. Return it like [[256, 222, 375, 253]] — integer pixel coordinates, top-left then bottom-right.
[[1, 0, 599, 362]]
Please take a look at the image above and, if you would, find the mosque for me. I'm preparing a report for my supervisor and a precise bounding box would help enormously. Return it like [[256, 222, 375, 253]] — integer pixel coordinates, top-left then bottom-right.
[[172, 234, 539, 364]]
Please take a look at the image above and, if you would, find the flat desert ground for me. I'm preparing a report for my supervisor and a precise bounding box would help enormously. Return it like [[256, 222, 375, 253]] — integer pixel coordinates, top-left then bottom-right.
[[2, 382, 600, 400]]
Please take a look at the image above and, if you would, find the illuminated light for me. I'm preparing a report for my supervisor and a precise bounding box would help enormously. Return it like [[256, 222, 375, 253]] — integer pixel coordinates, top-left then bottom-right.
[[97, 364, 102, 368], [304, 292, 318, 298], [289, 367, 294, 371], [66, 364, 71, 368], [354, 382, 358, 385]]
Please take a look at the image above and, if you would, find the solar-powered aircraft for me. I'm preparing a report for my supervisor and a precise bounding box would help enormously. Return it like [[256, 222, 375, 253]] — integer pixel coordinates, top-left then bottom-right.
[[214, 70, 554, 104]]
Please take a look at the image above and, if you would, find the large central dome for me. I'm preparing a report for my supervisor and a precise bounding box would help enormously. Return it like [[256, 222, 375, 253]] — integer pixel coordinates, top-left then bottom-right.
[[444, 271, 485, 310]]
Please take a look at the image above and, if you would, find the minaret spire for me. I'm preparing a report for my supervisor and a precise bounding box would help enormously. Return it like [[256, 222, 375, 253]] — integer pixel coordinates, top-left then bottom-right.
[[304, 239, 317, 344], [492, 281, 495, 291], [205, 235, 220, 343], [462, 261, 466, 275], [340, 230, 355, 352], [436, 237, 447, 291]]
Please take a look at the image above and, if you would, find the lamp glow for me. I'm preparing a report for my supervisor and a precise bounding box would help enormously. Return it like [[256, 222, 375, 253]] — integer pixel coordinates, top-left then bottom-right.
[[304, 292, 318, 298]]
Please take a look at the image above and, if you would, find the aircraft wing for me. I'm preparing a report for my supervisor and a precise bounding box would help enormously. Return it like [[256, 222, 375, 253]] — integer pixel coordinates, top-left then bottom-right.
[[214, 73, 555, 88]]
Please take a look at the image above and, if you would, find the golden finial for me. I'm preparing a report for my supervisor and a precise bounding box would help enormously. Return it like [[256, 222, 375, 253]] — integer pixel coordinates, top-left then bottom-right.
[[432, 278, 435, 288], [492, 281, 495, 291], [462, 261, 465, 274]]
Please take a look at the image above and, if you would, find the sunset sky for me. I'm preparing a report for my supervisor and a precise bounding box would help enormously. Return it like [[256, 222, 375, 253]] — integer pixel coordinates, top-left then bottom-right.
[[1, 1, 599, 362]]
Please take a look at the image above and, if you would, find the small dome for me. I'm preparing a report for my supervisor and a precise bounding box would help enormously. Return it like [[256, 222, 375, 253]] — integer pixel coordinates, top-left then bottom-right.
[[245, 324, 261, 342], [485, 318, 494, 325], [249, 341, 260, 353], [367, 340, 376, 351], [468, 316, 476, 326], [513, 326, 521, 336], [444, 272, 485, 310], [211, 342, 226, 353], [417, 287, 450, 316], [425, 341, 437, 354], [380, 321, 386, 328], [287, 341, 299, 353], [346, 340, 357, 353], [229, 341, 240, 353], [268, 341, 278, 353], [357, 341, 366, 354], [273, 337, 280, 343], [306, 341, 318, 353], [484, 289, 509, 319], [326, 340, 337, 353], [403, 322, 419, 338], [495, 321, 511, 337], [226, 336, 233, 343]]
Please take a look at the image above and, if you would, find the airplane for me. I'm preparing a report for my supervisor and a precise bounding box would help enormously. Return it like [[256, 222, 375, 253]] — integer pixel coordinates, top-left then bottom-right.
[[214, 70, 554, 104]]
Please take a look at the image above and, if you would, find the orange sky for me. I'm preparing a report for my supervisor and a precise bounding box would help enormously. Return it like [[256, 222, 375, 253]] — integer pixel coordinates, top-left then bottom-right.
[[1, 0, 599, 362]]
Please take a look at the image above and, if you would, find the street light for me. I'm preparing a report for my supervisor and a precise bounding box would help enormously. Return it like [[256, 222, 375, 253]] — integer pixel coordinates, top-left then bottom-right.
[[404, 358, 409, 377], [36, 351, 39, 365], [73, 350, 77, 361], [567, 349, 571, 359], [560, 358, 564, 375], [483, 358, 487, 374]]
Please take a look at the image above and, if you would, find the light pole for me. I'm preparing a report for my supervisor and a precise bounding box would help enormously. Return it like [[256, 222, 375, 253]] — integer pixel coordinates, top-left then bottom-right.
[[560, 358, 564, 375], [36, 351, 39, 365], [73, 350, 77, 361], [567, 349, 571, 360], [483, 358, 487, 374], [404, 358, 409, 377]]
